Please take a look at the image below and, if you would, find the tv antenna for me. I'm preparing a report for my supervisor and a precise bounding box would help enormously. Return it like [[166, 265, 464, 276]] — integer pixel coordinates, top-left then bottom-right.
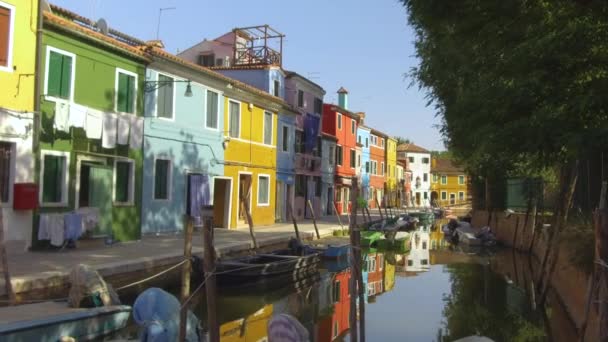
[[156, 7, 176, 40]]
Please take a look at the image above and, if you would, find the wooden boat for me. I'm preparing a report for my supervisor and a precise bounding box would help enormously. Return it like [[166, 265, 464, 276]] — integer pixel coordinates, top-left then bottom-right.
[[0, 301, 131, 342], [214, 252, 321, 286]]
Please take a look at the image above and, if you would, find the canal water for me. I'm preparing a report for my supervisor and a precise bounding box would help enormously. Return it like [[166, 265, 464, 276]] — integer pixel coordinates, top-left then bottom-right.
[[112, 223, 579, 341]]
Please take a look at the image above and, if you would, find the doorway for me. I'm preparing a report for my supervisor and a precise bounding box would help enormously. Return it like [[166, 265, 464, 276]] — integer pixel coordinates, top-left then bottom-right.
[[450, 193, 456, 205], [212, 177, 232, 228], [275, 181, 284, 222], [326, 186, 333, 215], [77, 157, 112, 237], [238, 173, 252, 227], [415, 192, 421, 206]]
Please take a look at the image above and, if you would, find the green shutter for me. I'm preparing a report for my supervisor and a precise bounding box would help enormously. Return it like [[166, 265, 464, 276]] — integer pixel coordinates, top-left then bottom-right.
[[42, 155, 63, 203], [126, 75, 135, 113], [59, 54, 72, 99], [154, 160, 168, 199], [117, 73, 128, 112], [47, 51, 62, 98], [115, 161, 130, 202]]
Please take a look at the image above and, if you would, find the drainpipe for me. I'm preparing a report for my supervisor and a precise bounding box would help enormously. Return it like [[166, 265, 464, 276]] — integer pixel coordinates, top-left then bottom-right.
[[31, 0, 44, 247]]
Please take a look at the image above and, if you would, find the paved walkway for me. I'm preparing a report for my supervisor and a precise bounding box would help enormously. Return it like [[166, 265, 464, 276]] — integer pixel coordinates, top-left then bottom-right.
[[1, 214, 379, 298]]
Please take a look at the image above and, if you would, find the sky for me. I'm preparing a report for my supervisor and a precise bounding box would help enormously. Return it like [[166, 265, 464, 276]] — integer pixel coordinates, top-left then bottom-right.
[[51, 0, 444, 150]]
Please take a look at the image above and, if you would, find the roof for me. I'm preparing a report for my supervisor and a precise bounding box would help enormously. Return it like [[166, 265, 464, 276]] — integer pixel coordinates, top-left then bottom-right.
[[432, 158, 464, 174], [397, 143, 430, 153], [321, 132, 338, 141], [210, 64, 278, 71], [337, 86, 348, 94], [370, 128, 388, 138], [284, 70, 325, 94], [324, 103, 359, 120]]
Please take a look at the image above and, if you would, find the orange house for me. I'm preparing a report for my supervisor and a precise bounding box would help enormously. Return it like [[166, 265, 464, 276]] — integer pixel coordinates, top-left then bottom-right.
[[317, 268, 351, 341], [369, 129, 387, 208]]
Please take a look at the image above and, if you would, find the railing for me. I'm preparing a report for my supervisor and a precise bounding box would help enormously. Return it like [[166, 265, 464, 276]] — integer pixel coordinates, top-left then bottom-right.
[[234, 46, 281, 66]]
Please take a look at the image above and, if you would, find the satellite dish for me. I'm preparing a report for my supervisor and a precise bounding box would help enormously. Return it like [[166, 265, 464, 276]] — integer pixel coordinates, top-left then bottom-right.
[[96, 18, 109, 35], [41, 0, 51, 13]]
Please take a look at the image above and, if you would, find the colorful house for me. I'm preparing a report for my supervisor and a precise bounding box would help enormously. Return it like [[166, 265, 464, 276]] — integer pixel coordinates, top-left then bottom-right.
[[365, 250, 385, 299], [397, 143, 431, 207], [320, 132, 337, 216], [357, 124, 371, 206], [385, 136, 398, 207], [369, 129, 386, 208], [406, 227, 431, 273], [322, 87, 360, 215], [141, 44, 227, 233], [0, 0, 38, 245], [316, 267, 351, 341], [285, 71, 325, 220], [177, 26, 298, 223], [430, 157, 469, 207], [35, 6, 148, 246]]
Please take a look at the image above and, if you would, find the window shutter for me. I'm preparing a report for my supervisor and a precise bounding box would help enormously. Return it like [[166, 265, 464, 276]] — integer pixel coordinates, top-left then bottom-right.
[[47, 52, 63, 97], [115, 162, 130, 202], [0, 6, 9, 67], [155, 160, 168, 199], [117, 73, 128, 112], [43, 155, 63, 203], [60, 54, 72, 99], [206, 91, 218, 128]]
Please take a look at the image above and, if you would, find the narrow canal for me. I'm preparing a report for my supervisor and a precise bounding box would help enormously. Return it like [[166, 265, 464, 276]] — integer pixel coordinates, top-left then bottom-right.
[[110, 223, 579, 341]]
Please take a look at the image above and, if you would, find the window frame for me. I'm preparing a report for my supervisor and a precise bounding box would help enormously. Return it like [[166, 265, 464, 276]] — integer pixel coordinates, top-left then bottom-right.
[[422, 157, 430, 164], [297, 89, 304, 107], [441, 175, 447, 185], [273, 79, 280, 97], [262, 111, 273, 146], [0, 1, 15, 73], [458, 175, 465, 185], [336, 145, 343, 166], [459, 191, 465, 201], [281, 124, 289, 152], [408, 156, 414, 163], [155, 72, 177, 121], [205, 88, 221, 131], [337, 113, 342, 130], [350, 149, 356, 169], [44, 46, 76, 102], [328, 145, 335, 166], [39, 150, 70, 207], [228, 99, 241, 139], [114, 68, 138, 114], [153, 157, 172, 201], [351, 119, 355, 135], [441, 191, 447, 201], [112, 158, 135, 206], [381, 162, 385, 176], [257, 174, 270, 206]]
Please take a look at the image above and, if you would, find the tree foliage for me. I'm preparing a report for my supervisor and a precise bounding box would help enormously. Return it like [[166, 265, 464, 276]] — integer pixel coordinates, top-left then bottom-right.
[[393, 136, 412, 145], [401, 0, 608, 177]]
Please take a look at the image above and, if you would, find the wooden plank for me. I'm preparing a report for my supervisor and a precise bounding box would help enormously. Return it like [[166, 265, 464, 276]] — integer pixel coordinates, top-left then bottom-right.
[[179, 216, 194, 342], [241, 197, 258, 250]]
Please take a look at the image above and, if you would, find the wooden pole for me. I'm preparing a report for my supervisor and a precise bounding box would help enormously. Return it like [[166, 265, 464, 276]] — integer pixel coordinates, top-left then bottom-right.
[[203, 212, 219, 342], [365, 207, 372, 223], [333, 202, 345, 231], [348, 177, 359, 342], [179, 216, 194, 342], [307, 200, 321, 240], [375, 196, 384, 220], [0, 206, 15, 305], [288, 200, 301, 242], [241, 197, 258, 250], [597, 182, 608, 341]]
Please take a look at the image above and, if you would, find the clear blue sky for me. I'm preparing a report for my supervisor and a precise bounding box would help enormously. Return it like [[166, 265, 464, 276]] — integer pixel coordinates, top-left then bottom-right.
[[51, 0, 444, 150]]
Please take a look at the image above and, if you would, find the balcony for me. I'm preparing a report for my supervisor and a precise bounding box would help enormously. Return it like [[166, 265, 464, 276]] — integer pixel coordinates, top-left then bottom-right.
[[295, 153, 321, 174]]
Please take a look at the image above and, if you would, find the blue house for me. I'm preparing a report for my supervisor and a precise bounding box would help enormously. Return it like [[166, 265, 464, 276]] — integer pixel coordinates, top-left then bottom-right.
[[177, 26, 297, 222], [141, 44, 228, 233], [358, 123, 372, 203]]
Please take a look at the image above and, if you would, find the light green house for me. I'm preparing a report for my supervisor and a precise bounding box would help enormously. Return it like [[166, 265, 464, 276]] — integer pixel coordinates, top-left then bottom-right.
[[33, 6, 149, 247]]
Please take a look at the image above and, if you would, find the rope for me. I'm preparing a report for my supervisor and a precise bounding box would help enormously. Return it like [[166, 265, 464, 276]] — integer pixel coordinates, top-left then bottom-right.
[[596, 259, 608, 270], [116, 258, 189, 291]]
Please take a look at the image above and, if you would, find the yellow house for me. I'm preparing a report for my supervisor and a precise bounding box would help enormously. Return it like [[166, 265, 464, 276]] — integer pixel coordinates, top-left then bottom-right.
[[0, 0, 38, 244], [221, 86, 292, 228], [220, 304, 273, 342], [430, 158, 469, 207], [386, 137, 398, 205]]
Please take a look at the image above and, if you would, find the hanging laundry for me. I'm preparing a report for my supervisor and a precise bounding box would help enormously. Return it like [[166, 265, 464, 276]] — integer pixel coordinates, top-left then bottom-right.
[[102, 112, 118, 148], [38, 214, 51, 240], [49, 214, 65, 247], [85, 108, 103, 139], [303, 113, 320, 152], [117, 114, 130, 145], [64, 212, 84, 241], [54, 101, 70, 132], [129, 115, 143, 149], [68, 103, 87, 128]]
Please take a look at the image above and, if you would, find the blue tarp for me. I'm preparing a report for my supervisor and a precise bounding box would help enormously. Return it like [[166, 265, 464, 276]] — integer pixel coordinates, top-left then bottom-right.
[[304, 113, 320, 152]]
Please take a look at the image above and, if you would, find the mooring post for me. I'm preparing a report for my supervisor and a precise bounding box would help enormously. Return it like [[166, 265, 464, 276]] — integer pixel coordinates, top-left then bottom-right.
[[307, 200, 321, 239], [179, 216, 194, 342], [598, 182, 608, 341], [375, 196, 384, 220], [241, 197, 258, 250], [288, 200, 301, 242], [348, 178, 359, 342], [333, 202, 345, 231], [202, 206, 219, 342]]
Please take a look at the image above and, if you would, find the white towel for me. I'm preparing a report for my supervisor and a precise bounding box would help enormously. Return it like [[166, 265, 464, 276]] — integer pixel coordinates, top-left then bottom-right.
[[38, 214, 50, 240], [102, 112, 118, 148], [54, 101, 70, 132], [68, 103, 87, 128], [49, 214, 65, 247], [117, 114, 130, 145], [129, 115, 143, 149], [85, 108, 103, 139]]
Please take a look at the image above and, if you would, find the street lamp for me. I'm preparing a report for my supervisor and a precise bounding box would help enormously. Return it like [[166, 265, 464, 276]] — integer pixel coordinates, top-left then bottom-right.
[[144, 79, 193, 97]]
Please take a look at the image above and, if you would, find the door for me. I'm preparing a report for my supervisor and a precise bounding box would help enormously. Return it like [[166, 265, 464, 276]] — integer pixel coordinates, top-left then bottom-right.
[[238, 174, 252, 226], [326, 187, 333, 215], [275, 181, 283, 222], [415, 192, 421, 206], [212, 178, 231, 228], [88, 166, 113, 237]]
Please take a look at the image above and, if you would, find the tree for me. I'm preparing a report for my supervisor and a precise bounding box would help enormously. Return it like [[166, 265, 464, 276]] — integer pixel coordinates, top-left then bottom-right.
[[393, 136, 411, 145]]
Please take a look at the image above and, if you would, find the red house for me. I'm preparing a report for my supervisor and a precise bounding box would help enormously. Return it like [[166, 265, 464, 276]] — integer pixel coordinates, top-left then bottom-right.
[[322, 87, 360, 215], [317, 268, 351, 341]]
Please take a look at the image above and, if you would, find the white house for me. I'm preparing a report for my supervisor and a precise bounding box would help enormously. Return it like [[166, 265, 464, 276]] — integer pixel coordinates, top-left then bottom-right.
[[397, 143, 431, 207]]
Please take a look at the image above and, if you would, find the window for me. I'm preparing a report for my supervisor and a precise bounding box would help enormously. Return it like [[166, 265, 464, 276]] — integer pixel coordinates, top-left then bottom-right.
[[257, 175, 270, 205], [114, 159, 134, 204], [281, 126, 289, 152], [423, 192, 428, 200], [228, 100, 240, 138], [365, 161, 370, 173], [45, 48, 74, 100], [358, 135, 361, 144], [337, 113, 342, 130], [421, 259, 429, 266], [441, 175, 447, 185], [458, 175, 465, 185], [422, 157, 430, 164], [433, 174, 438, 183], [198, 54, 215, 67], [295, 175, 306, 197], [0, 142, 12, 203], [369, 257, 377, 272], [273, 80, 279, 97], [206, 90, 219, 129], [441, 191, 447, 200], [315, 177, 322, 196], [40, 151, 69, 205], [0, 3, 15, 71], [115, 69, 137, 114], [157, 74, 174, 119], [314, 98, 322, 114], [423, 173, 428, 182], [329, 145, 335, 166], [381, 138, 385, 147], [154, 159, 171, 200], [459, 191, 465, 201], [333, 280, 341, 302], [381, 162, 385, 176], [295, 130, 304, 153], [350, 149, 356, 168], [357, 154, 361, 167], [336, 145, 343, 166], [365, 137, 368, 147], [408, 259, 413, 266], [351, 119, 355, 134], [297, 89, 304, 107], [371, 161, 377, 175], [263, 111, 273, 145]]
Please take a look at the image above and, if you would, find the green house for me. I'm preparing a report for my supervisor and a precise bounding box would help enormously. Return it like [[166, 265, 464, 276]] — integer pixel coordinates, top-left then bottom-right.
[[33, 7, 149, 247]]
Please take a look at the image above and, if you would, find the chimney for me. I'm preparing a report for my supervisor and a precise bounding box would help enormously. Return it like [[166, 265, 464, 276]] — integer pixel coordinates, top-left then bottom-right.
[[337, 87, 348, 110]]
